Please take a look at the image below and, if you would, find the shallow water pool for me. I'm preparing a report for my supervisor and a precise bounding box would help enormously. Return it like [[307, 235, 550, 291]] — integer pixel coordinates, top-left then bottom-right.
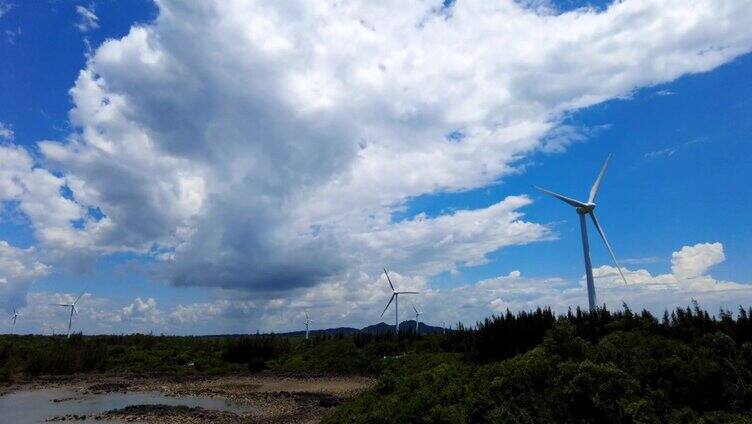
[[0, 387, 251, 423]]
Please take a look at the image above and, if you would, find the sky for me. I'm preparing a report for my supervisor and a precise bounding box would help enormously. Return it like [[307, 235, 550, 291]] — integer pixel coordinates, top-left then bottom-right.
[[1, 0, 752, 335]]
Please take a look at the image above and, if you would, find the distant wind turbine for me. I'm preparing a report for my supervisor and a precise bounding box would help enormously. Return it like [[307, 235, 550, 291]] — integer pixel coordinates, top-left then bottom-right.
[[412, 304, 422, 335], [441, 321, 446, 335], [534, 155, 627, 311], [380, 269, 418, 338], [10, 308, 21, 334], [52, 289, 86, 338], [304, 311, 313, 340]]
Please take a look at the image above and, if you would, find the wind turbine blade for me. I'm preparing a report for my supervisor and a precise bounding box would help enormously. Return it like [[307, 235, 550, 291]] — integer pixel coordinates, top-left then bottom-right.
[[52, 303, 70, 307], [380, 294, 395, 317], [74, 289, 87, 305], [383, 268, 395, 292], [398, 291, 419, 295], [533, 186, 587, 209], [588, 154, 612, 204], [589, 212, 628, 285], [412, 304, 418, 314]]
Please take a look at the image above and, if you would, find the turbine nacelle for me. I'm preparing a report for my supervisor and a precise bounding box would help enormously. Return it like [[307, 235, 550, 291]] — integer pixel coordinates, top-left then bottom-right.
[[576, 204, 596, 214]]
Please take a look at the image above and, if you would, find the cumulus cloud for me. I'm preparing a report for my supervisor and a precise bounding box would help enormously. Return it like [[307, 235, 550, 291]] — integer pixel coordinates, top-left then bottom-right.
[[587, 242, 750, 314], [2, 0, 752, 308], [670, 242, 725, 279], [0, 241, 50, 311], [75, 5, 99, 32], [277, 242, 752, 332], [122, 297, 163, 324], [0, 122, 13, 140], [170, 301, 225, 324], [6, 242, 752, 335], [10, 291, 119, 335]]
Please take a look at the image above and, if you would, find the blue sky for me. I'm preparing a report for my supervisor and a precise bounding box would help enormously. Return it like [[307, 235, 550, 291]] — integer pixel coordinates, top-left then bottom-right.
[[1, 0, 752, 334]]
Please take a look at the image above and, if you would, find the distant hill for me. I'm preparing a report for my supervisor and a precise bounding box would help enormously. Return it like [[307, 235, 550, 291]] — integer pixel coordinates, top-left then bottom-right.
[[358, 320, 445, 335], [279, 321, 446, 337], [280, 327, 360, 337], [198, 321, 446, 338]]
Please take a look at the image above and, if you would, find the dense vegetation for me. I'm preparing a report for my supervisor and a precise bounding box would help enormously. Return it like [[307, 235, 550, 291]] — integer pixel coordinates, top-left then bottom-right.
[[327, 304, 752, 423], [5, 304, 752, 422]]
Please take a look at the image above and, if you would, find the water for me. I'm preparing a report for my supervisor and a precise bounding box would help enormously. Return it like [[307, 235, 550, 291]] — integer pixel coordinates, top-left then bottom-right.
[[0, 388, 251, 423]]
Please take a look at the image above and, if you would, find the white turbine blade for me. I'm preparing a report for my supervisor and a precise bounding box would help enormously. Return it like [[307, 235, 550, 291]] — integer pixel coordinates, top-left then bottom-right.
[[380, 294, 395, 317], [52, 303, 70, 307], [383, 268, 395, 292], [412, 304, 418, 314], [74, 289, 87, 305], [589, 212, 628, 285], [588, 154, 612, 204], [305, 311, 309, 320], [533, 186, 587, 209], [398, 291, 419, 295]]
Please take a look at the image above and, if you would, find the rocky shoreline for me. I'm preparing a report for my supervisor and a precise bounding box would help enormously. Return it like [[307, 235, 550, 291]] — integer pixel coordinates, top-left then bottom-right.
[[1, 373, 374, 423]]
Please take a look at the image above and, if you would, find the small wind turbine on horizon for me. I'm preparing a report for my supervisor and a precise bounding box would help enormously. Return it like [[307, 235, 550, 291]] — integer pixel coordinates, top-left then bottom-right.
[[534, 155, 628, 312], [304, 311, 313, 340], [10, 308, 21, 334], [441, 321, 446, 335], [412, 304, 422, 335], [52, 290, 86, 338], [380, 268, 418, 338]]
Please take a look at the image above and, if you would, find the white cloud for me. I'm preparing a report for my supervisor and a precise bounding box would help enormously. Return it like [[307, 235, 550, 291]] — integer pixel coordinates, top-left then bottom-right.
[[5, 241, 752, 334], [0, 241, 50, 311], [655, 89, 676, 96], [588, 242, 748, 313], [1, 0, 751, 309], [122, 297, 163, 324], [0, 122, 13, 140], [10, 291, 120, 335], [75, 5, 99, 32], [170, 301, 224, 324], [0, 2, 11, 19], [671, 242, 725, 279]]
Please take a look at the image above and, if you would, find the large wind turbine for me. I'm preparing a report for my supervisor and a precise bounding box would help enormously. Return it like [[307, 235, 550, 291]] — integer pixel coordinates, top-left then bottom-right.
[[412, 304, 422, 335], [535, 155, 627, 311], [10, 308, 21, 334], [380, 269, 418, 337], [304, 311, 313, 340], [53, 290, 86, 338]]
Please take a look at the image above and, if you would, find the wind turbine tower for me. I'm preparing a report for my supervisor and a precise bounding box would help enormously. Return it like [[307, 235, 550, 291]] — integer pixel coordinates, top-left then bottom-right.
[[412, 304, 422, 335], [304, 311, 313, 340], [535, 155, 627, 311], [53, 290, 86, 338], [380, 269, 418, 338]]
